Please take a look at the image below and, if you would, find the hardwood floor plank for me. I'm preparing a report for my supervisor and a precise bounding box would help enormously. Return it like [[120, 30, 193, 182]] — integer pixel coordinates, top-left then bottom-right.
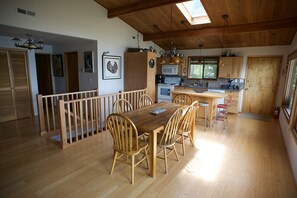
[[0, 115, 296, 197]]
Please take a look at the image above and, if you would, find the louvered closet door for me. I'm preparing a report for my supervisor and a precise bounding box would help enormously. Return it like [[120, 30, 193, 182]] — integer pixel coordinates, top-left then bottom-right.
[[9, 51, 32, 119], [0, 50, 15, 122], [0, 50, 32, 122]]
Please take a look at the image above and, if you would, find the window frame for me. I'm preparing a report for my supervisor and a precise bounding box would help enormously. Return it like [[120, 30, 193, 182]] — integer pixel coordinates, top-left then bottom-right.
[[282, 48, 297, 143], [187, 56, 219, 80]]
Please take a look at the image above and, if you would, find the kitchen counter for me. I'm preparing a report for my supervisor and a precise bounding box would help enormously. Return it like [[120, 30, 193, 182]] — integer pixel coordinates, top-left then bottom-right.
[[176, 85, 243, 92], [171, 90, 228, 98], [171, 90, 228, 125]]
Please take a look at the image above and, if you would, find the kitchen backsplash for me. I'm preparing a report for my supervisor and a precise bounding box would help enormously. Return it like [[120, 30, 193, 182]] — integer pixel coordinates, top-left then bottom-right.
[[208, 78, 245, 90], [182, 78, 245, 90]]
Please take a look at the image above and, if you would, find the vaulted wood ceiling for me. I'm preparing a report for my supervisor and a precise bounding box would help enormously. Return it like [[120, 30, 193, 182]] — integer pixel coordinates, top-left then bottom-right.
[[95, 0, 297, 50]]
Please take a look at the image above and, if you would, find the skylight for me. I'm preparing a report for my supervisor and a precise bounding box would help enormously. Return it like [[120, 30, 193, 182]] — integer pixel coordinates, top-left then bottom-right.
[[177, 0, 211, 25]]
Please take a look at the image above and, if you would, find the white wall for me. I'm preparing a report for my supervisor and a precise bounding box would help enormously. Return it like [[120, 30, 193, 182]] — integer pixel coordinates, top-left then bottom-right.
[[52, 40, 98, 93], [279, 32, 297, 184], [0, 0, 162, 113]]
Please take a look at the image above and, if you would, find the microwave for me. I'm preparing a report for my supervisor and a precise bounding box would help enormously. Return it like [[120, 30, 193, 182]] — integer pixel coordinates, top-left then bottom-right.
[[162, 65, 178, 75]]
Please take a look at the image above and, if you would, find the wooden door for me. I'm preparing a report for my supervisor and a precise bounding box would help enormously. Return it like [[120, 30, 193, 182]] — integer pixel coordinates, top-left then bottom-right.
[[0, 50, 15, 122], [242, 57, 281, 115], [36, 54, 52, 95], [65, 52, 79, 92], [0, 50, 32, 122]]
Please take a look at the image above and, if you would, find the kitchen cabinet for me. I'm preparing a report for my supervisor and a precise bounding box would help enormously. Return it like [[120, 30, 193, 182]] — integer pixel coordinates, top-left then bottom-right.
[[124, 52, 156, 101], [218, 57, 243, 78], [225, 90, 242, 113], [156, 57, 187, 76]]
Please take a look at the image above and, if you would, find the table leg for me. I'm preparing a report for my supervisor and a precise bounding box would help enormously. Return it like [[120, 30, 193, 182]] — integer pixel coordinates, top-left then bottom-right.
[[149, 130, 157, 177]]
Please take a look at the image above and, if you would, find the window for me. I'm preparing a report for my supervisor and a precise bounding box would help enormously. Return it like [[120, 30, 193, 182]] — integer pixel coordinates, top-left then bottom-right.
[[284, 59, 297, 116], [188, 56, 218, 79], [176, 0, 211, 25], [283, 48, 297, 142]]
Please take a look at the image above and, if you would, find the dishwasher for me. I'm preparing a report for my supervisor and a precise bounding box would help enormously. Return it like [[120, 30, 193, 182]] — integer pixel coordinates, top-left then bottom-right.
[[207, 89, 225, 104]]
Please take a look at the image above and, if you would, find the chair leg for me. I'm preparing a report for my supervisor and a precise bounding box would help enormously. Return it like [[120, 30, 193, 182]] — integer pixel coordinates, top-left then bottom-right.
[[188, 133, 195, 147], [110, 151, 118, 175], [173, 145, 179, 161], [131, 155, 135, 184], [144, 147, 150, 171], [182, 134, 185, 156], [164, 148, 168, 174]]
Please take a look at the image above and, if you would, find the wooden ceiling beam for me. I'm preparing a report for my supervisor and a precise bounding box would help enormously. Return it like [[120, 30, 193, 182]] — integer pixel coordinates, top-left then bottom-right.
[[107, 0, 190, 18], [143, 17, 297, 41]]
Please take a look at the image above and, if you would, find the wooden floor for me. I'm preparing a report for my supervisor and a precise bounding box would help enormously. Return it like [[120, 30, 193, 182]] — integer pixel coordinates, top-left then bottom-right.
[[0, 115, 296, 197]]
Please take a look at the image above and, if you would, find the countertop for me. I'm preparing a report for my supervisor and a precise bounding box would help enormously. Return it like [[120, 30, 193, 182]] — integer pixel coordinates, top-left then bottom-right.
[[171, 90, 228, 98], [175, 85, 243, 92]]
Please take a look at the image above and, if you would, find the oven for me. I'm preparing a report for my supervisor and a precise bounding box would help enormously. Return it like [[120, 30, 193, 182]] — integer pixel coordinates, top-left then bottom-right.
[[157, 76, 181, 102], [157, 83, 175, 102]]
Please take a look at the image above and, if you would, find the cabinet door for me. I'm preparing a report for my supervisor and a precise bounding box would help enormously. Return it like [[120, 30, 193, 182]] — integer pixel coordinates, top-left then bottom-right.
[[0, 51, 15, 122], [225, 91, 239, 113], [230, 57, 243, 78], [218, 57, 231, 78]]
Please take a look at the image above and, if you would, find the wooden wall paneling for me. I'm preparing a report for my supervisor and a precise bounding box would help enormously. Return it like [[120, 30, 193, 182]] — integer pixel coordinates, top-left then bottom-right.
[[146, 52, 156, 101]]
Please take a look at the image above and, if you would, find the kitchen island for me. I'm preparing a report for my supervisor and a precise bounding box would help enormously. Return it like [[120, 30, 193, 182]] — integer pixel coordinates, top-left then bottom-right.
[[171, 89, 228, 126]]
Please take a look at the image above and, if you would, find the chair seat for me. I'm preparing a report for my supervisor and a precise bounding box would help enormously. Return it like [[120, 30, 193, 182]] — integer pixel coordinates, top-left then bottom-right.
[[217, 104, 227, 108], [199, 102, 209, 107]]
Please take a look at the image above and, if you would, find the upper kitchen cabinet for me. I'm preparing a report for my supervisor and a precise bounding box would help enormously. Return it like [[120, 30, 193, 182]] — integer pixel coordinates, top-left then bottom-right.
[[156, 57, 187, 76], [124, 52, 156, 101], [218, 57, 243, 78]]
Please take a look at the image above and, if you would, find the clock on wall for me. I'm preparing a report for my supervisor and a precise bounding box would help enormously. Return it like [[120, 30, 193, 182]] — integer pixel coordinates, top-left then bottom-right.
[[149, 59, 155, 68]]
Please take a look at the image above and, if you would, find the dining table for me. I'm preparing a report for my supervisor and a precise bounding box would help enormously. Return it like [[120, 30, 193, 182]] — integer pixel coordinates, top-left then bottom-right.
[[122, 102, 192, 177]]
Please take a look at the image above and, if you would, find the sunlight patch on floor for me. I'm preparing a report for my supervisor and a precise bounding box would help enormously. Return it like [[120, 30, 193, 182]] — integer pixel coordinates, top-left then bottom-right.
[[185, 140, 225, 181]]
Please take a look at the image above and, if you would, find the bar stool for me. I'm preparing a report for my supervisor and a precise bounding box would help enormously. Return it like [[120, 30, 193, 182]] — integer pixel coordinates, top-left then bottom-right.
[[199, 102, 209, 131]]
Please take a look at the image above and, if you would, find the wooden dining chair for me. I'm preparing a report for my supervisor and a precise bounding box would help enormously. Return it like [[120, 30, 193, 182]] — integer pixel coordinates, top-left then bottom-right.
[[107, 113, 150, 184], [139, 94, 154, 108], [157, 108, 183, 174], [176, 101, 198, 156], [173, 93, 192, 105], [112, 99, 133, 113]]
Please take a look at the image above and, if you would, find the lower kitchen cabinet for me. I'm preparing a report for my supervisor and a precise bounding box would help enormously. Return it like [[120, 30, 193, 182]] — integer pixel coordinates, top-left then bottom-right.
[[225, 90, 242, 113]]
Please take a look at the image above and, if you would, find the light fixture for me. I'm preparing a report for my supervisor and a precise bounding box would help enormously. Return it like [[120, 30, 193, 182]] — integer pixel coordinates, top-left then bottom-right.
[[12, 34, 44, 50], [198, 44, 203, 63], [168, 3, 180, 64], [219, 15, 228, 67]]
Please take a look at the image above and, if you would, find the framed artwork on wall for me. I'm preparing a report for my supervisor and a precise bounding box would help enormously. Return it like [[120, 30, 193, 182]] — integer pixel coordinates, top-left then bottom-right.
[[52, 54, 63, 77], [84, 51, 94, 73], [102, 55, 121, 80]]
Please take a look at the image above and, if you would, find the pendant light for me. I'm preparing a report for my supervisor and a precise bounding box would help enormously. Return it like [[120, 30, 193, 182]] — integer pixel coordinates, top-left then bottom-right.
[[12, 34, 44, 50], [198, 44, 203, 63], [168, 3, 180, 64], [219, 15, 229, 67]]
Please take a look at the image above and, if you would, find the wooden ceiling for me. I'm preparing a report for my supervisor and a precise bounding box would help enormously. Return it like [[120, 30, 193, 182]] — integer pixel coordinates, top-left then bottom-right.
[[95, 0, 297, 50]]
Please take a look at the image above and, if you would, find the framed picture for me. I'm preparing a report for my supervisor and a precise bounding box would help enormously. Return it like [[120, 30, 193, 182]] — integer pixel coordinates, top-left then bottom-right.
[[84, 51, 94, 73], [102, 55, 121, 80], [52, 54, 63, 77]]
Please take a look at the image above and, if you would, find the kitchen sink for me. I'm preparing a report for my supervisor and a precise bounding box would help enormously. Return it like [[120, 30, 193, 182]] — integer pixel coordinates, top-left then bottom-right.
[[194, 88, 208, 93]]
